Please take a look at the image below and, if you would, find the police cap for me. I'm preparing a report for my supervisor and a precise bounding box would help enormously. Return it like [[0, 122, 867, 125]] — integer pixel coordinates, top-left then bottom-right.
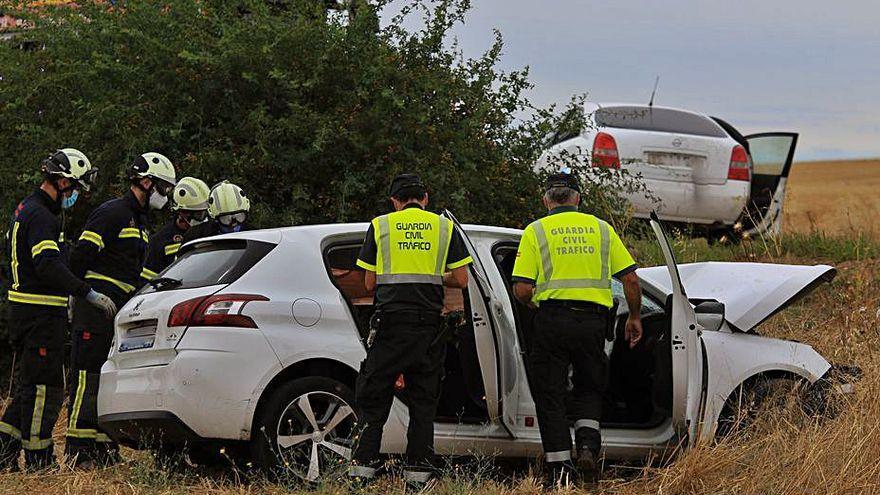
[[389, 173, 426, 199], [545, 172, 581, 193]]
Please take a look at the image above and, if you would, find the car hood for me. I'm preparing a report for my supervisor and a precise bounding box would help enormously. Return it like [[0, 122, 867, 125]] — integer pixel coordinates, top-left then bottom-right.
[[637, 262, 836, 332]]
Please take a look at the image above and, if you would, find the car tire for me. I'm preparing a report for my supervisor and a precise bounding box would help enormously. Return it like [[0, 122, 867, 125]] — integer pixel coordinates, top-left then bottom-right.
[[715, 376, 802, 440], [251, 376, 358, 482]]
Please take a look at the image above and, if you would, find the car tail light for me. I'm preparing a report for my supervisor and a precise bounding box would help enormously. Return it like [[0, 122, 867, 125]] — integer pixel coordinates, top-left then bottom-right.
[[728, 145, 750, 181], [168, 294, 269, 329], [592, 132, 620, 169]]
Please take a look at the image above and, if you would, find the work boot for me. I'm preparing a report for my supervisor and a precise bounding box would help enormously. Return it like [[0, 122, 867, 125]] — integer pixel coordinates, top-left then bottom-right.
[[402, 468, 433, 493], [575, 448, 599, 483], [0, 439, 21, 472]]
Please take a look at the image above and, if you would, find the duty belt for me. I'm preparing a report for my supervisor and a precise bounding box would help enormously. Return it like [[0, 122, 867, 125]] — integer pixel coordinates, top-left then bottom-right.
[[540, 299, 609, 314]]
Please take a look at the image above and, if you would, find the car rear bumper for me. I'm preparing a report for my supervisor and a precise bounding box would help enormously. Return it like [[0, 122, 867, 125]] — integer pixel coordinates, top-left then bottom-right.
[[628, 179, 749, 226], [98, 411, 202, 448], [98, 327, 282, 445]]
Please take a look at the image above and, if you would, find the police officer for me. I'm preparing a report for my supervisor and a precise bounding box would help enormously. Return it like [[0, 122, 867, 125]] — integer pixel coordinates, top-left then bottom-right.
[[180, 180, 250, 244], [349, 174, 473, 488], [65, 152, 176, 467], [0, 149, 115, 471], [511, 173, 643, 483], [140, 177, 210, 283]]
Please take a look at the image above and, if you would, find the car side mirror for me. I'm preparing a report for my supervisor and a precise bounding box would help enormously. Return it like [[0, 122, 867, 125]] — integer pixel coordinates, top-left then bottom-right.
[[694, 300, 725, 332]]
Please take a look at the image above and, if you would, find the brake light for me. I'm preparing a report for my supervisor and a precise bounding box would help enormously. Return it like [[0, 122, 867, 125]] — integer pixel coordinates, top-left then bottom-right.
[[592, 132, 620, 168], [728, 145, 750, 181], [168, 294, 269, 328]]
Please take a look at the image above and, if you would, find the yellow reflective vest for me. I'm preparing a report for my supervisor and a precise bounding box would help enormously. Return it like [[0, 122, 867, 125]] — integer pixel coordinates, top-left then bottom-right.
[[356, 207, 470, 285], [512, 207, 636, 307]]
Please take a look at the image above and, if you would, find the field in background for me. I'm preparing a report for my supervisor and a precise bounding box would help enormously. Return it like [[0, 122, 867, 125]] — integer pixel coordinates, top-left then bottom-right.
[[784, 159, 880, 237]]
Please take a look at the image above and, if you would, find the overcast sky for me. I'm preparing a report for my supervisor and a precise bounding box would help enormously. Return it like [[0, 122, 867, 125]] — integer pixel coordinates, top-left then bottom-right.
[[384, 0, 880, 161]]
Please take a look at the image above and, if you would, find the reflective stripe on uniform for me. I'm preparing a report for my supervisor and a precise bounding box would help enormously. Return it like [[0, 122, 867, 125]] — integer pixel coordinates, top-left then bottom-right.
[[0, 421, 22, 440], [23, 385, 49, 451], [348, 465, 377, 478], [67, 428, 98, 439], [376, 273, 443, 284], [164, 243, 181, 256], [545, 450, 572, 462], [433, 217, 450, 276], [85, 270, 136, 293], [10, 221, 20, 290], [574, 419, 600, 431], [68, 370, 87, 435], [378, 214, 392, 275], [533, 218, 611, 295], [7, 290, 68, 307], [119, 227, 148, 242], [141, 267, 159, 281], [79, 230, 105, 249], [96, 432, 112, 443], [31, 239, 59, 257]]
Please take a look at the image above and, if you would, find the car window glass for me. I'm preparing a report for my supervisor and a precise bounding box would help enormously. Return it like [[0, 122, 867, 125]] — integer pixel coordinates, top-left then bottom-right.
[[748, 135, 794, 176], [596, 106, 726, 138], [140, 240, 273, 293], [612, 278, 664, 316]]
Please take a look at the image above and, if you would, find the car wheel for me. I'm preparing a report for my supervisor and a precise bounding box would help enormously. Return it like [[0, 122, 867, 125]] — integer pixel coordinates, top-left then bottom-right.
[[251, 376, 357, 482], [715, 376, 802, 440]]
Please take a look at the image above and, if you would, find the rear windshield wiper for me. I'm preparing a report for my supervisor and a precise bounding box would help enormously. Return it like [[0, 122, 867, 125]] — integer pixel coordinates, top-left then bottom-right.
[[149, 276, 182, 290]]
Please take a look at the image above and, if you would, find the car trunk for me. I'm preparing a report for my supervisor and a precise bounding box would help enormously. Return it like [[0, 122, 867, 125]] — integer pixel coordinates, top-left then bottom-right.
[[107, 236, 278, 369]]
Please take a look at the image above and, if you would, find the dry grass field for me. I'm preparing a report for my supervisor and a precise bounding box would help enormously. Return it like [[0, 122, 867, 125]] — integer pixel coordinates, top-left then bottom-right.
[[2, 160, 880, 494], [784, 159, 880, 237]]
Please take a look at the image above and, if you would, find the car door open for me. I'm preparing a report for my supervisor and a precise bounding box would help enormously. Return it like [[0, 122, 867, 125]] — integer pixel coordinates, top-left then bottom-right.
[[649, 212, 704, 445], [739, 132, 798, 237], [443, 210, 520, 436]]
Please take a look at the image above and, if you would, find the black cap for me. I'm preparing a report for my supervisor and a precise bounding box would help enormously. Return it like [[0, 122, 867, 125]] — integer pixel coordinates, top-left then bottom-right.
[[545, 172, 581, 193], [389, 173, 426, 198]]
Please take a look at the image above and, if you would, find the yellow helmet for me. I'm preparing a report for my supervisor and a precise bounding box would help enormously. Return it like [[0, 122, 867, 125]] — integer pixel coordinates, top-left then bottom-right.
[[208, 181, 251, 218], [130, 152, 177, 188], [40, 148, 98, 192], [172, 177, 210, 211]]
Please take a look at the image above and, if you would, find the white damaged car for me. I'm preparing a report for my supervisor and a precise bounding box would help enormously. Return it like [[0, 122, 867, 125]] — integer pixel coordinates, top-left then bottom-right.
[[97, 214, 853, 480]]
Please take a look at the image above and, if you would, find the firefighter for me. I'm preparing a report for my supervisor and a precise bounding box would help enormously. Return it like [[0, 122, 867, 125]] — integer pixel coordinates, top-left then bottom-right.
[[65, 152, 176, 467], [180, 180, 250, 244], [511, 172, 643, 485], [139, 177, 210, 283], [348, 173, 473, 489], [0, 149, 115, 471]]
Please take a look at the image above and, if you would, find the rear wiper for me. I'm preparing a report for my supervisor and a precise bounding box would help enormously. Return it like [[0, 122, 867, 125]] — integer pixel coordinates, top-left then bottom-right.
[[149, 277, 182, 290]]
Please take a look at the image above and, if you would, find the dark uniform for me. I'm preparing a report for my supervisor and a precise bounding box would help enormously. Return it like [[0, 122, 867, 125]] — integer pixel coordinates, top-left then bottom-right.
[[349, 203, 472, 483], [66, 191, 149, 463], [512, 195, 637, 476], [139, 220, 186, 283], [0, 189, 92, 469]]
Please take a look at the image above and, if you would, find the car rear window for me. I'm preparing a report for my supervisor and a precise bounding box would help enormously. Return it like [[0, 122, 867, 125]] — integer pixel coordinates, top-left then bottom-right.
[[596, 106, 726, 138], [140, 239, 275, 293]]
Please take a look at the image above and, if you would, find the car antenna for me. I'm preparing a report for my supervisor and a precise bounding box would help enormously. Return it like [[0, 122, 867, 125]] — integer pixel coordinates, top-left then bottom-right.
[[648, 75, 660, 108]]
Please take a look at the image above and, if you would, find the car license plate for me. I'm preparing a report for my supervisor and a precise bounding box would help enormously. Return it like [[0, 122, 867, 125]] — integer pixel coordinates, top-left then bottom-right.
[[644, 151, 706, 169], [119, 324, 157, 352]]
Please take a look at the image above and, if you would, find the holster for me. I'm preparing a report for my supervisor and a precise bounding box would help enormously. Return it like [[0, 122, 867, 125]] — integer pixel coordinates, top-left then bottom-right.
[[606, 300, 620, 341], [366, 310, 383, 348]]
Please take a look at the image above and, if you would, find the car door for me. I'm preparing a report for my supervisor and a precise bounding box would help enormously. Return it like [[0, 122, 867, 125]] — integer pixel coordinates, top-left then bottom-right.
[[649, 213, 704, 445], [740, 132, 799, 236], [443, 210, 520, 435]]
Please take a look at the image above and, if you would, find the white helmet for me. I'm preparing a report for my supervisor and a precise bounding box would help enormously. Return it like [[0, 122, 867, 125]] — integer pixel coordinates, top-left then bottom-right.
[[172, 177, 210, 212], [130, 152, 177, 190], [41, 148, 98, 192]]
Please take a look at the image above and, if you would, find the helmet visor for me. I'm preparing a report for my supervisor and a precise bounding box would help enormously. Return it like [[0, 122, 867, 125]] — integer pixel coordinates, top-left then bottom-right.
[[181, 209, 209, 222], [217, 212, 247, 227]]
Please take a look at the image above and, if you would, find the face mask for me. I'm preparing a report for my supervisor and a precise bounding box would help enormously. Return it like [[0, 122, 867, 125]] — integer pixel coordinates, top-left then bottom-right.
[[219, 223, 243, 234], [149, 190, 169, 210], [61, 190, 79, 210]]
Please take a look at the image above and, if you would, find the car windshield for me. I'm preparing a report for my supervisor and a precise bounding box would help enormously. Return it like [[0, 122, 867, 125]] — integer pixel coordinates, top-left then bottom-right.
[[140, 239, 274, 293], [596, 106, 727, 138]]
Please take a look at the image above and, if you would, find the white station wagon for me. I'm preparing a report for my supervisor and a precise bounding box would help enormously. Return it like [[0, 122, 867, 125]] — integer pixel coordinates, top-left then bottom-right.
[[97, 214, 848, 481]]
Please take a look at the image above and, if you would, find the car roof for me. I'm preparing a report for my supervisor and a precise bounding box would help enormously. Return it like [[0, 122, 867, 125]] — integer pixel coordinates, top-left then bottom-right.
[[184, 222, 524, 246]]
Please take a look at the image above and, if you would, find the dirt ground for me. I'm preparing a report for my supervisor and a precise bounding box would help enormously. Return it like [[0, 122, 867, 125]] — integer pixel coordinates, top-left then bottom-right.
[[784, 159, 880, 236]]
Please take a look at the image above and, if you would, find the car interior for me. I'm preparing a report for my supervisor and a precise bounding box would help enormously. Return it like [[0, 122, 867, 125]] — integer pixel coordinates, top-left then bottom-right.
[[324, 242, 490, 425], [324, 239, 674, 430]]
